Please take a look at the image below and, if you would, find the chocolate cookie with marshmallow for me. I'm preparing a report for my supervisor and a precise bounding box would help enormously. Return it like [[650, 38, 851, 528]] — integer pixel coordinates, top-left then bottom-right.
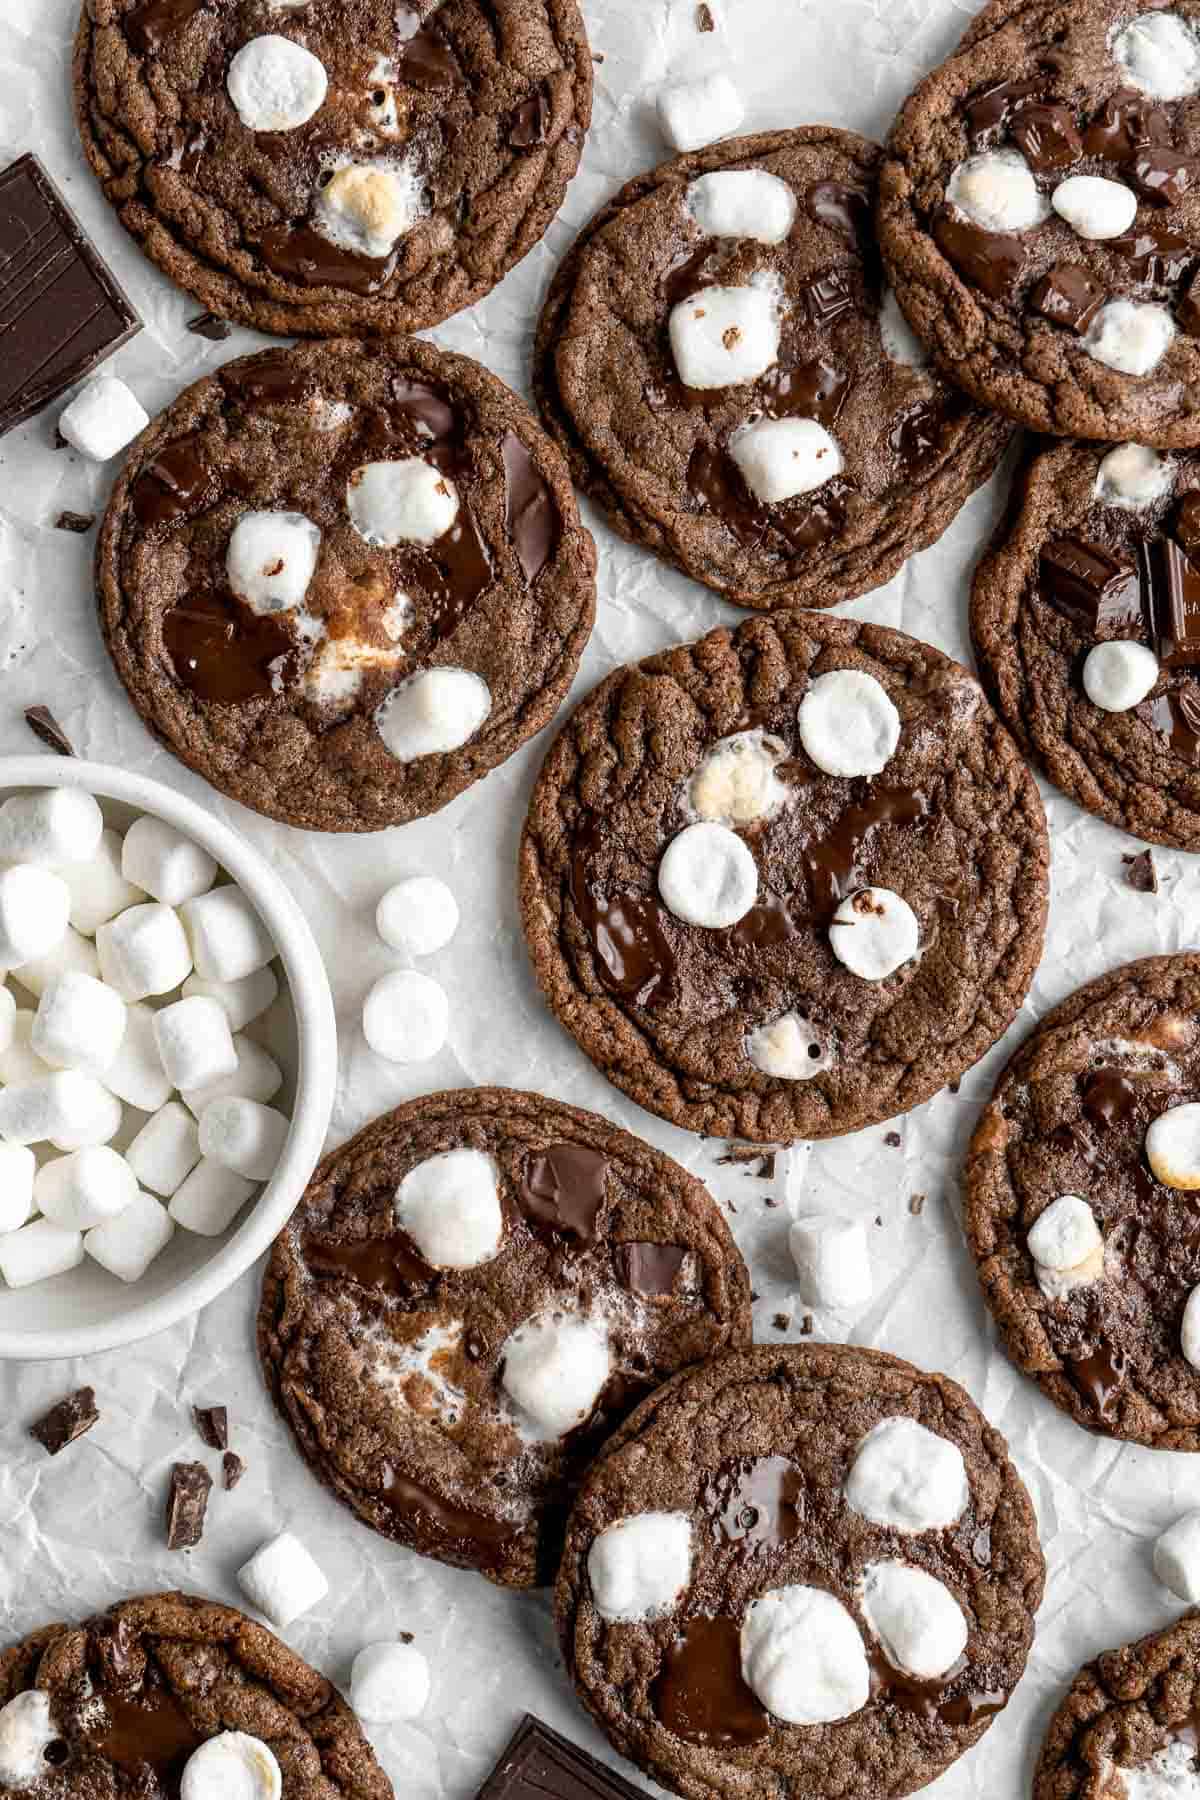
[[556, 1343, 1044, 1800], [256, 1087, 751, 1588], [520, 610, 1049, 1141], [965, 953, 1200, 1448], [880, 1, 1200, 444], [533, 128, 1011, 610], [0, 1590, 391, 1798], [73, 0, 592, 337], [98, 339, 595, 831], [973, 433, 1200, 848]]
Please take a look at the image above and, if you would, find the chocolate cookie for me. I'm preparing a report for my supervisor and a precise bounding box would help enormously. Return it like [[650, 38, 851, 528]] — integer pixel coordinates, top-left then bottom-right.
[[964, 953, 1200, 1449], [972, 435, 1200, 848], [519, 611, 1050, 1143], [1034, 1614, 1200, 1800], [0, 1590, 391, 1797], [98, 339, 595, 832], [533, 128, 1012, 611], [880, 2, 1200, 445], [256, 1088, 752, 1589], [556, 1344, 1044, 1800], [74, 0, 591, 337]]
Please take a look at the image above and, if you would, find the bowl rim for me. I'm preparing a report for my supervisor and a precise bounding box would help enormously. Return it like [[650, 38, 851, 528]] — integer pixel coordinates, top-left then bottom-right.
[[0, 756, 338, 1361]]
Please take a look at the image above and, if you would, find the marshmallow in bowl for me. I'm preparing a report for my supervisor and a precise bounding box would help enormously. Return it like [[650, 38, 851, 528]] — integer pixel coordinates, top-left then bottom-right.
[[104, 1003, 174, 1114], [658, 822, 758, 928], [97, 902, 193, 1002], [1112, 12, 1200, 101], [730, 418, 844, 504], [947, 151, 1049, 233], [1154, 1509, 1200, 1600], [0, 1071, 120, 1152], [688, 731, 789, 827], [376, 876, 460, 956], [0, 1144, 35, 1234], [789, 1215, 872, 1310], [1095, 444, 1175, 511], [1051, 175, 1137, 242], [0, 1690, 58, 1786], [376, 668, 492, 761], [0, 788, 103, 867], [238, 1531, 329, 1628], [347, 458, 459, 547], [746, 1011, 834, 1080], [227, 34, 328, 131], [315, 160, 424, 257], [858, 1561, 968, 1680], [740, 1586, 869, 1725], [170, 1159, 257, 1237], [588, 1513, 693, 1622], [844, 1416, 969, 1532], [15, 926, 99, 999], [0, 865, 70, 969], [31, 971, 126, 1080], [126, 1102, 201, 1198], [668, 287, 781, 389], [1146, 1102, 1200, 1189], [657, 72, 745, 153], [198, 1097, 290, 1183], [501, 1312, 611, 1437], [350, 1643, 432, 1723], [829, 888, 919, 982], [121, 816, 217, 908], [226, 511, 321, 614], [0, 1217, 85, 1288], [58, 375, 150, 462], [797, 670, 900, 777], [395, 1149, 503, 1267], [685, 171, 797, 244], [35, 1146, 138, 1231], [181, 1731, 282, 1800], [183, 967, 279, 1034], [1085, 301, 1176, 376], [1082, 641, 1160, 712], [85, 1188, 175, 1283], [179, 886, 276, 984], [59, 830, 145, 936], [182, 1033, 283, 1113], [154, 996, 239, 1093]]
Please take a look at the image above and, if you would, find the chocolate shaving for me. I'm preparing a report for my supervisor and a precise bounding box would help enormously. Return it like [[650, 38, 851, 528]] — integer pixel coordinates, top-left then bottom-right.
[[1123, 850, 1158, 893], [697, 2, 715, 26], [193, 1404, 228, 1450], [54, 510, 95, 534], [222, 1451, 246, 1491], [24, 707, 75, 757], [30, 1387, 98, 1455], [909, 1194, 926, 1216], [187, 311, 232, 341], [166, 1462, 212, 1550]]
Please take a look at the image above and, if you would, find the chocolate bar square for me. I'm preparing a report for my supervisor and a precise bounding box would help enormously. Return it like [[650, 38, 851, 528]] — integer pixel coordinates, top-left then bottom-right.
[[477, 1717, 649, 1800]]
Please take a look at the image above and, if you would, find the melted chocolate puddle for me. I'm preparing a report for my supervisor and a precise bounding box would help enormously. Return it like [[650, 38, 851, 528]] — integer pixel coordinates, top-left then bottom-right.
[[378, 1466, 516, 1568], [163, 593, 304, 704], [305, 1232, 434, 1297], [654, 1617, 770, 1746], [93, 1685, 203, 1794]]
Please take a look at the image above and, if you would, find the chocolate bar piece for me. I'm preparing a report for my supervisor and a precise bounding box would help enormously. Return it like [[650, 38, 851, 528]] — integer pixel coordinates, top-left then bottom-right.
[[24, 706, 75, 757], [30, 1387, 99, 1455], [222, 1451, 246, 1491], [193, 1404, 228, 1450], [1177, 493, 1200, 554], [186, 311, 232, 341], [1039, 537, 1144, 637], [1029, 265, 1105, 333], [0, 154, 140, 438], [477, 1718, 650, 1800], [166, 1462, 212, 1550], [1147, 538, 1200, 667]]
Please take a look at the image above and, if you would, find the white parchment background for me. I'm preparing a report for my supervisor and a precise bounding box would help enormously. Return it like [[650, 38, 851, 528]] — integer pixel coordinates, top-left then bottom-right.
[[0, 0, 1196, 1795]]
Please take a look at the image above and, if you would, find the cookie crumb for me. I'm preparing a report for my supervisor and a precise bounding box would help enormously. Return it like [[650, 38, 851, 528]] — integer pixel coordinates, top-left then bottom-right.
[[799, 1314, 814, 1336], [166, 1462, 212, 1550], [909, 1193, 926, 1216], [187, 311, 233, 341], [30, 1387, 98, 1455], [772, 1311, 789, 1331], [55, 510, 95, 534], [948, 1079, 961, 1095], [24, 706, 75, 757], [884, 1130, 901, 1148], [193, 1404, 229, 1450], [1123, 849, 1158, 893]]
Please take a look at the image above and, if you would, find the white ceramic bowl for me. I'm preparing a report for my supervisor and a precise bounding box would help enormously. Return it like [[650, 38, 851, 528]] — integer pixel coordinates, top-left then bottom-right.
[[0, 757, 337, 1361]]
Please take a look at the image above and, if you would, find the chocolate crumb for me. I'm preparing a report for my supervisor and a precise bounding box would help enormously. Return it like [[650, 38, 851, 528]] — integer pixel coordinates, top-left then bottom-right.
[[55, 510, 94, 534], [800, 1314, 814, 1336], [772, 1311, 789, 1331], [53, 427, 69, 451], [718, 1144, 762, 1166], [24, 707, 75, 757], [909, 1193, 926, 1216], [399, 1631, 415, 1645], [187, 311, 232, 341], [166, 1462, 212, 1549], [764, 1195, 779, 1208], [697, 2, 715, 26], [759, 1151, 777, 1180], [948, 1080, 961, 1095], [875, 1215, 883, 1227], [222, 1451, 245, 1491], [193, 1404, 228, 1450], [884, 1131, 901, 1147], [750, 1289, 759, 1302], [1123, 850, 1158, 894], [30, 1387, 98, 1455]]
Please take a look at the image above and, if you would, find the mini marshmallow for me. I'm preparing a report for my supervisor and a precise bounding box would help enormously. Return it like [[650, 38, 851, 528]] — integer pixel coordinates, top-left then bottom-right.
[[350, 1643, 432, 1723], [688, 731, 788, 826], [0, 1145, 35, 1234], [1183, 1284, 1200, 1370], [376, 876, 460, 956], [14, 926, 99, 999], [1154, 1509, 1200, 1601], [126, 1102, 202, 1197], [0, 985, 12, 1056], [363, 970, 449, 1063], [741, 1586, 869, 1725], [181, 1732, 282, 1800], [183, 967, 279, 1033], [237, 1531, 329, 1628], [169, 1158, 257, 1236], [0, 1216, 83, 1288], [227, 34, 328, 131], [947, 150, 1049, 233], [731, 418, 844, 504], [347, 459, 459, 548], [746, 1012, 834, 1080], [104, 1003, 174, 1113], [0, 788, 103, 867], [798, 670, 901, 778], [1085, 301, 1176, 376], [59, 829, 145, 935], [1147, 1102, 1200, 1190], [32, 972, 127, 1080], [685, 171, 797, 244], [97, 902, 193, 1002], [1113, 12, 1200, 101], [198, 1097, 289, 1182], [829, 888, 920, 982], [1028, 1194, 1102, 1270], [376, 668, 492, 762], [395, 1149, 503, 1267], [0, 1011, 46, 1086], [879, 289, 929, 368], [182, 1035, 282, 1116], [858, 1561, 968, 1680], [35, 1146, 137, 1231], [588, 1513, 693, 1622], [85, 1188, 174, 1283], [0, 1072, 119, 1151], [226, 511, 321, 615], [1082, 640, 1160, 713], [0, 1690, 58, 1785], [844, 1416, 969, 1533], [58, 375, 150, 461], [121, 816, 217, 907], [316, 160, 424, 257], [1051, 174, 1138, 241], [153, 996, 238, 1093], [1095, 443, 1175, 511], [179, 887, 275, 984], [669, 286, 781, 390], [0, 866, 70, 970], [658, 822, 758, 928], [657, 72, 745, 153], [502, 1312, 611, 1437], [789, 1215, 872, 1310]]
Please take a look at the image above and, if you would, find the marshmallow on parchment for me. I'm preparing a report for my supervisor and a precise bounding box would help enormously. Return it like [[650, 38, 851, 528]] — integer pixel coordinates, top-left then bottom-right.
[[746, 1011, 833, 1080], [1154, 1509, 1200, 1602], [830, 888, 919, 982], [58, 377, 150, 462], [376, 668, 492, 761], [1095, 444, 1175, 511], [1146, 1103, 1200, 1190], [947, 151, 1049, 232], [1051, 175, 1137, 241], [501, 1312, 610, 1438], [350, 1643, 432, 1723], [669, 287, 781, 390], [1027, 1194, 1105, 1298], [790, 1215, 872, 1310], [238, 1531, 329, 1628], [315, 160, 424, 257], [227, 512, 321, 615], [1085, 301, 1176, 376], [363, 969, 449, 1063], [688, 731, 788, 826], [227, 34, 328, 131], [181, 1732, 282, 1800], [1113, 12, 1200, 101], [347, 459, 459, 547], [0, 788, 103, 867], [657, 73, 745, 153], [376, 876, 460, 956], [731, 419, 844, 504], [685, 171, 797, 243], [658, 822, 758, 928], [844, 1416, 969, 1532], [1082, 641, 1159, 712], [797, 670, 900, 778], [0, 866, 70, 970], [0, 1690, 59, 1786], [588, 1513, 693, 1622], [396, 1149, 502, 1267], [740, 1585, 869, 1725], [858, 1561, 968, 1680]]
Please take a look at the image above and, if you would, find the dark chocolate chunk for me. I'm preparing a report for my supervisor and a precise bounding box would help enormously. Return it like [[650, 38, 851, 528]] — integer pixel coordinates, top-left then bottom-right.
[[222, 1451, 246, 1491], [1148, 538, 1200, 668], [1010, 101, 1082, 172], [1177, 492, 1200, 554], [1129, 150, 1199, 208], [909, 1193, 926, 1215], [30, 1387, 98, 1455], [772, 1311, 789, 1331], [193, 1404, 228, 1450], [759, 1151, 777, 1181], [1084, 88, 1171, 161], [703, 1455, 805, 1550], [186, 311, 232, 341], [502, 431, 558, 583], [1137, 683, 1200, 761], [800, 1313, 814, 1334], [806, 181, 870, 242], [966, 76, 1040, 142], [518, 1144, 608, 1245], [24, 706, 75, 757], [933, 209, 1025, 300], [476, 1717, 653, 1800], [797, 266, 857, 328], [54, 510, 95, 534], [510, 89, 550, 148], [697, 2, 715, 27], [165, 1462, 212, 1550], [0, 154, 140, 438], [654, 1616, 770, 1746], [1039, 537, 1144, 637], [1029, 264, 1105, 333], [885, 1130, 902, 1147], [1123, 850, 1158, 893], [616, 1241, 688, 1295], [1109, 218, 1193, 286], [717, 1144, 766, 1166]]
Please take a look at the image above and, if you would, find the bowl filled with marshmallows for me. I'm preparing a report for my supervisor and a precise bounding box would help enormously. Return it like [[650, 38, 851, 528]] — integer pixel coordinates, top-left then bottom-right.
[[0, 757, 337, 1360]]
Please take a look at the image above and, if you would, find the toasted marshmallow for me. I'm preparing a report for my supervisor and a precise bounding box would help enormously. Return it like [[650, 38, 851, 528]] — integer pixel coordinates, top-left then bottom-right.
[[181, 1732, 281, 1800], [1051, 174, 1138, 241], [844, 1416, 969, 1532], [1113, 12, 1200, 101], [668, 287, 781, 389], [1147, 1102, 1200, 1190], [829, 887, 919, 982], [588, 1513, 693, 1622], [858, 1561, 968, 1680], [730, 418, 844, 504], [658, 822, 758, 928], [347, 458, 459, 547], [395, 1149, 502, 1268], [688, 731, 789, 826], [746, 1012, 834, 1080], [227, 35, 328, 131], [947, 151, 1049, 233], [1082, 641, 1160, 712], [1085, 301, 1176, 376], [315, 159, 423, 256], [375, 668, 491, 761], [685, 171, 797, 244], [1095, 444, 1175, 511], [797, 670, 900, 778], [741, 1586, 869, 1725], [227, 512, 320, 614]]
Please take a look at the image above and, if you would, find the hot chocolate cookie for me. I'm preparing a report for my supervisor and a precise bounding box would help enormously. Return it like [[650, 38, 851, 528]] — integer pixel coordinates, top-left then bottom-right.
[[533, 128, 1012, 610], [556, 1344, 1044, 1800], [880, 2, 1200, 444], [965, 954, 1200, 1448], [74, 0, 592, 336], [97, 339, 595, 831], [519, 611, 1050, 1143], [256, 1088, 752, 1589]]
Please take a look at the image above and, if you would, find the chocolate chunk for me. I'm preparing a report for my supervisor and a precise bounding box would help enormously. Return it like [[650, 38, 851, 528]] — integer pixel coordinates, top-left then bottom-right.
[[806, 182, 870, 242], [24, 706, 75, 757], [0, 154, 140, 438], [717, 1144, 766, 1166], [1029, 264, 1105, 333], [1177, 493, 1200, 554], [165, 1462, 212, 1550], [1123, 850, 1158, 893], [1010, 101, 1082, 172], [510, 89, 550, 148], [1109, 218, 1193, 286], [697, 2, 715, 26], [1137, 683, 1200, 761], [797, 266, 857, 328], [1147, 538, 1200, 667], [616, 1241, 688, 1295], [192, 1404, 228, 1450], [518, 1144, 608, 1245], [966, 76, 1040, 142], [186, 311, 232, 341], [223, 1451, 246, 1491], [703, 1454, 805, 1549], [476, 1717, 653, 1800], [1181, 275, 1200, 337], [126, 0, 207, 53], [933, 209, 1025, 300], [502, 430, 558, 583], [759, 1151, 777, 1181], [654, 1616, 769, 1746], [885, 1130, 902, 1147], [55, 510, 95, 534], [909, 1193, 926, 1215], [1084, 88, 1172, 161], [1039, 537, 1144, 637], [772, 1311, 789, 1331], [761, 356, 850, 427], [30, 1387, 98, 1455], [130, 434, 211, 528], [164, 591, 307, 703], [259, 225, 394, 295], [1129, 149, 1199, 208], [800, 1313, 814, 1334]]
